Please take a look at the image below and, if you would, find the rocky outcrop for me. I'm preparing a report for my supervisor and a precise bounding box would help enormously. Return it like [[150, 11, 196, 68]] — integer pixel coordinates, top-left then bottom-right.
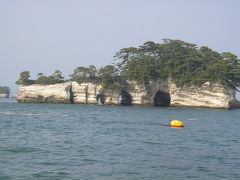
[[169, 82, 239, 108], [71, 80, 169, 105], [17, 83, 71, 103], [127, 80, 169, 105], [71, 82, 120, 105], [126, 81, 239, 108], [17, 81, 239, 108]]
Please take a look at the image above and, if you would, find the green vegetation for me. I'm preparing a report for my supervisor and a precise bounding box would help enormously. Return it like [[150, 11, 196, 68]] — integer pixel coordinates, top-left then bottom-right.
[[16, 71, 33, 85], [69, 65, 97, 84], [97, 65, 120, 89], [69, 65, 120, 90], [0, 86, 10, 96], [35, 70, 64, 85], [114, 39, 240, 90], [16, 39, 240, 90], [16, 70, 64, 85]]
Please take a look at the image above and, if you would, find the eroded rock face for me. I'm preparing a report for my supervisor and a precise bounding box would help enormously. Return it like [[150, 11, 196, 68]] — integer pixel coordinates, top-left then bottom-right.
[[72, 81, 165, 106], [126, 80, 169, 105], [17, 81, 239, 108], [169, 82, 238, 108], [71, 82, 120, 105], [17, 83, 71, 103]]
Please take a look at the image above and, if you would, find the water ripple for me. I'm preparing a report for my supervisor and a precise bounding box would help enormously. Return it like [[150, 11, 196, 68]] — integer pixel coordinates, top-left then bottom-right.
[[0, 103, 240, 179]]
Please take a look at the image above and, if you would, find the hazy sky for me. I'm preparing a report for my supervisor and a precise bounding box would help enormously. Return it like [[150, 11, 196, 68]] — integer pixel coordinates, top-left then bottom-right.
[[1, 0, 240, 95]]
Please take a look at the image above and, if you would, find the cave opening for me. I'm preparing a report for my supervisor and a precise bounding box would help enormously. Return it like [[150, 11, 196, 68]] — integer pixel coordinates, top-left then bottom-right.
[[153, 90, 170, 107], [68, 86, 74, 104], [120, 90, 132, 105], [96, 94, 105, 105]]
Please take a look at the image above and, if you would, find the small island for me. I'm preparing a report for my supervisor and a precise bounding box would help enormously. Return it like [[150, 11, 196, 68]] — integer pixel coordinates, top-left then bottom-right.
[[0, 86, 10, 98], [16, 39, 240, 108]]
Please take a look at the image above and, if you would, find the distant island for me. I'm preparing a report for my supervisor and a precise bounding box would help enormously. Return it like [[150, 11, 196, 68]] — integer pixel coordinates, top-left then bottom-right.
[[16, 39, 240, 108], [0, 86, 10, 98]]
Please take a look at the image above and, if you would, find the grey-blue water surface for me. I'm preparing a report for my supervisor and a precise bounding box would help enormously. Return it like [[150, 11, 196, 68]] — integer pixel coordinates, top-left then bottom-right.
[[0, 99, 240, 180]]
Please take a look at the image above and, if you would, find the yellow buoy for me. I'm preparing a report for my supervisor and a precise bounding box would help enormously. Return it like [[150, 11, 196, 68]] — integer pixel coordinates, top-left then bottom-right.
[[169, 120, 184, 128]]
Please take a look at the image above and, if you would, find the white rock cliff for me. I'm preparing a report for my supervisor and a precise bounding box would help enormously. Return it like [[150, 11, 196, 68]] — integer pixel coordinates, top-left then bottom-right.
[[169, 82, 238, 108], [17, 83, 71, 103], [17, 81, 239, 108], [71, 82, 120, 105]]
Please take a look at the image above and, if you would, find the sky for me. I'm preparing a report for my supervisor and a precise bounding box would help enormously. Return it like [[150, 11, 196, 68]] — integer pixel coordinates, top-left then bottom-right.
[[0, 0, 240, 96]]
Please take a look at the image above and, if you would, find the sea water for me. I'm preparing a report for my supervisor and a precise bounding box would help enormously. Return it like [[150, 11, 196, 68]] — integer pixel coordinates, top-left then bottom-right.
[[0, 99, 240, 180]]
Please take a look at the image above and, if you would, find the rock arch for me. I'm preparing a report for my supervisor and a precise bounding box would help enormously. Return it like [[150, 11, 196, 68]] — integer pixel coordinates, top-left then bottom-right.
[[96, 94, 105, 105], [153, 90, 170, 107], [119, 90, 132, 105], [69, 86, 75, 104]]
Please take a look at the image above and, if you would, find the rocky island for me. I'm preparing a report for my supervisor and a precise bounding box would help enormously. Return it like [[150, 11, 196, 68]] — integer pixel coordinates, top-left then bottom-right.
[[0, 86, 10, 98], [17, 80, 239, 108], [16, 40, 240, 109]]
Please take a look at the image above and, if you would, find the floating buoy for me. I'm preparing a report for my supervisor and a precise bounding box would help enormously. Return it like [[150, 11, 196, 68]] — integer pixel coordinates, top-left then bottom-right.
[[169, 120, 184, 128]]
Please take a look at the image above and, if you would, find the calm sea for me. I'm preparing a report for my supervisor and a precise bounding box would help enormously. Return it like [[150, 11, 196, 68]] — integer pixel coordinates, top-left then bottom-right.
[[0, 98, 240, 180]]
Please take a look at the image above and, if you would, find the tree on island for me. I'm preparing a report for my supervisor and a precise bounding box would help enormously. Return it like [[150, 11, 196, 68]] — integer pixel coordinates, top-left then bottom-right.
[[16, 39, 240, 91], [114, 39, 240, 90], [98, 65, 120, 89], [69, 65, 97, 84], [16, 70, 65, 85], [69, 65, 120, 90], [16, 71, 34, 85], [35, 70, 65, 85]]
